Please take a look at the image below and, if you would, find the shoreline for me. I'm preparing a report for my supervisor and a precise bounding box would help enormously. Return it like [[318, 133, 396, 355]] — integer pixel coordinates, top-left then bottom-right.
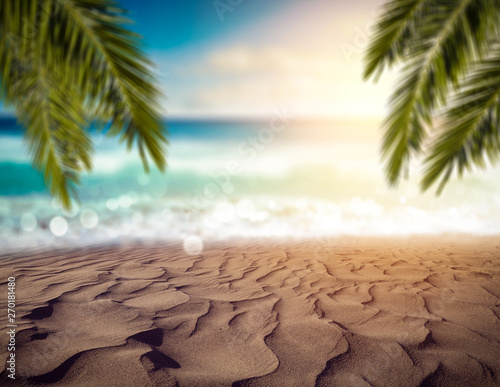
[[2, 232, 499, 259], [1, 235, 499, 386]]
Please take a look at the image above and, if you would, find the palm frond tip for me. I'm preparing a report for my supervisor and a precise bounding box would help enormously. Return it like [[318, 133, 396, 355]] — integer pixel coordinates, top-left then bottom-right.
[[0, 0, 168, 209], [364, 0, 500, 192]]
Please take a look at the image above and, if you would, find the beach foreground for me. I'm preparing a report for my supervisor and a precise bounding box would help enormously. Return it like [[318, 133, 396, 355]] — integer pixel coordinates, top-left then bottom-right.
[[1, 236, 499, 386]]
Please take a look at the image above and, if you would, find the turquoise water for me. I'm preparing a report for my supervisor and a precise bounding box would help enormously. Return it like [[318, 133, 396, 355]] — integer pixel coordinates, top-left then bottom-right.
[[1, 116, 500, 251]]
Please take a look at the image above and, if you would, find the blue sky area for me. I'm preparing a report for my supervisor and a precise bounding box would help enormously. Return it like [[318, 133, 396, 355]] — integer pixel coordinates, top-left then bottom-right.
[[2, 0, 393, 118], [118, 0, 289, 50]]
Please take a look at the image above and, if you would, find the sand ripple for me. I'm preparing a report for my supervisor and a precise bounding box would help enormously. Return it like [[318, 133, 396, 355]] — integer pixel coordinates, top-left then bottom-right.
[[1, 236, 499, 386]]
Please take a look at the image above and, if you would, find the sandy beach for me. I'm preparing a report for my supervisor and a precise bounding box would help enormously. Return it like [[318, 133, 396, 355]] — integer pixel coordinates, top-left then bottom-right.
[[1, 236, 499, 386]]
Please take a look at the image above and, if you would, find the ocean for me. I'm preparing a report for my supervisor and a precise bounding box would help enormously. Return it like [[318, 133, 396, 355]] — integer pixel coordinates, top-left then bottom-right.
[[1, 115, 499, 252]]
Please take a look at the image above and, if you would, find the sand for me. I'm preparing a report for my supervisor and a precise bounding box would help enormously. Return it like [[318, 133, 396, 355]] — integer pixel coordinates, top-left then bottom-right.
[[0, 236, 499, 386]]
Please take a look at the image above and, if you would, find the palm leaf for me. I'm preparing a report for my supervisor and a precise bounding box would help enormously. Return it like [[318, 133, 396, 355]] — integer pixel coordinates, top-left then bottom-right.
[[363, 0, 429, 81], [0, 0, 167, 209], [422, 46, 500, 192], [9, 14, 92, 209], [54, 0, 167, 172], [15, 68, 92, 209], [366, 0, 500, 186]]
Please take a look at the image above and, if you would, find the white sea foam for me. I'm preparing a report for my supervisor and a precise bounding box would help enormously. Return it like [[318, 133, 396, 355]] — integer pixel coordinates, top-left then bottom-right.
[[1, 192, 500, 253]]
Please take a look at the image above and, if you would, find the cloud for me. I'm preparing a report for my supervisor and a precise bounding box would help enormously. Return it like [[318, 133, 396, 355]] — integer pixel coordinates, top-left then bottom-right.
[[162, 43, 396, 118], [207, 45, 339, 75], [159, 0, 396, 118]]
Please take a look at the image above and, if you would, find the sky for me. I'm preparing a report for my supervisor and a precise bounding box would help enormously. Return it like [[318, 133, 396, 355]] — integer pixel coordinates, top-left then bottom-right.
[[0, 0, 395, 119], [117, 0, 394, 119]]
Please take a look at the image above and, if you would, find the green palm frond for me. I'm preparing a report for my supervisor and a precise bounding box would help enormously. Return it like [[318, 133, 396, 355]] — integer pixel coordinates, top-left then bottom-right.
[[17, 72, 92, 209], [55, 0, 167, 171], [0, 0, 167, 209], [365, 0, 500, 191], [363, 0, 428, 81], [422, 47, 500, 192]]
